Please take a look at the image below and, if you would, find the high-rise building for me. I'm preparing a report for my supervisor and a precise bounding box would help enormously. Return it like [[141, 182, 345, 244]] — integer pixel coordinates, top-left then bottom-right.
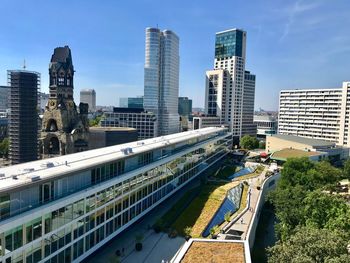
[[119, 96, 143, 109], [80, 89, 96, 112], [242, 71, 256, 136], [41, 46, 89, 157], [205, 28, 256, 143], [8, 70, 40, 164], [0, 86, 10, 113], [0, 127, 231, 263], [178, 97, 192, 118], [278, 82, 350, 146], [144, 27, 180, 136]]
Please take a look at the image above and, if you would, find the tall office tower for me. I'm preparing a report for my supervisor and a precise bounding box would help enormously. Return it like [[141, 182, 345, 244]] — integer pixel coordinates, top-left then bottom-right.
[[8, 70, 40, 164], [144, 27, 180, 136], [178, 97, 193, 118], [80, 88, 96, 112], [41, 46, 89, 157], [241, 71, 256, 136], [205, 28, 256, 144]]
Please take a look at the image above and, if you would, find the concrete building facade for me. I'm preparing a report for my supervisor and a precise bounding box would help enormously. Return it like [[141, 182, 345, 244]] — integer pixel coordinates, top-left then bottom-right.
[[253, 115, 278, 138], [89, 127, 138, 150], [144, 28, 180, 136], [278, 82, 350, 146], [80, 89, 96, 113], [100, 108, 157, 140]]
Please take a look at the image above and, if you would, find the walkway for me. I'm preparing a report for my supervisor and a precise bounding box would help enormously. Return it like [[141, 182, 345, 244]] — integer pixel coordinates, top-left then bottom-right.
[[221, 167, 267, 240]]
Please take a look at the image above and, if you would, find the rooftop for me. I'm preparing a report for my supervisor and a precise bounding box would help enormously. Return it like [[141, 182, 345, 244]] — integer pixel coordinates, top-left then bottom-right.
[[0, 127, 226, 193], [89, 127, 136, 132], [172, 239, 247, 263], [270, 134, 334, 147], [271, 148, 323, 161]]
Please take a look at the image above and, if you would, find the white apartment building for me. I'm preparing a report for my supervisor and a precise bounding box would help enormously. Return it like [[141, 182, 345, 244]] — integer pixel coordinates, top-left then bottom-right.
[[278, 82, 350, 146], [205, 29, 256, 143]]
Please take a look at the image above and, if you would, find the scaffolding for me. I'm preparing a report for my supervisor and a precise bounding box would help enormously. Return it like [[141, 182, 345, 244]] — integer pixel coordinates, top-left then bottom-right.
[[7, 70, 41, 164]]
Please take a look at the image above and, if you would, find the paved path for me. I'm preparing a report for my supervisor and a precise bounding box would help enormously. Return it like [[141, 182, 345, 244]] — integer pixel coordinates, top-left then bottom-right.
[[222, 166, 267, 240]]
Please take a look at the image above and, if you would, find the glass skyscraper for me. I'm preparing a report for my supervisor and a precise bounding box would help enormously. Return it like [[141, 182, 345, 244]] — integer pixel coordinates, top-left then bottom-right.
[[205, 28, 256, 145], [144, 28, 180, 136]]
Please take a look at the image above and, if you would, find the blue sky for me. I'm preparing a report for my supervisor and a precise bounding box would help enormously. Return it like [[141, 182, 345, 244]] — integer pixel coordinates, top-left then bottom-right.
[[0, 0, 350, 110]]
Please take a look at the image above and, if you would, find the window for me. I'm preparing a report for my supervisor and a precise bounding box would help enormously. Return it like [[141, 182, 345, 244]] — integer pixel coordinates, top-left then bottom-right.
[[58, 77, 64, 85]]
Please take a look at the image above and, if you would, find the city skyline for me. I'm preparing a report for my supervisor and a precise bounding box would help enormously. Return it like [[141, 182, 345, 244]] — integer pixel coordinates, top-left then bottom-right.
[[0, 0, 350, 110]]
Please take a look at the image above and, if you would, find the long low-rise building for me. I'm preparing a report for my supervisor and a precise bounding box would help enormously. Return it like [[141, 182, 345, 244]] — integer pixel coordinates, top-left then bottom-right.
[[0, 127, 232, 263], [278, 81, 350, 146], [100, 107, 157, 140], [266, 134, 349, 161]]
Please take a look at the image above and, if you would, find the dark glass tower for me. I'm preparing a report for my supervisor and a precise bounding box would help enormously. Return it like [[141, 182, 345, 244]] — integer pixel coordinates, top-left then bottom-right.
[[8, 70, 40, 164]]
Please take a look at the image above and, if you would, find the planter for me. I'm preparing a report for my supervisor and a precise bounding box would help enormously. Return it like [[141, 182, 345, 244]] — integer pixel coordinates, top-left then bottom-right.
[[135, 242, 142, 251]]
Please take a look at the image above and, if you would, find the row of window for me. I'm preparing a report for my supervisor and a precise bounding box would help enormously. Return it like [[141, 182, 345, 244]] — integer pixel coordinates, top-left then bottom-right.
[[0, 137, 231, 262]]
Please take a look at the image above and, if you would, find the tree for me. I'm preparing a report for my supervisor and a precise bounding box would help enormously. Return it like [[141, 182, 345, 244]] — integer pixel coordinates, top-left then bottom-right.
[[258, 141, 266, 149], [267, 226, 350, 263], [89, 115, 102, 127], [240, 135, 259, 150], [0, 138, 9, 158], [224, 211, 231, 223], [343, 159, 350, 180], [268, 185, 307, 240], [303, 191, 350, 232]]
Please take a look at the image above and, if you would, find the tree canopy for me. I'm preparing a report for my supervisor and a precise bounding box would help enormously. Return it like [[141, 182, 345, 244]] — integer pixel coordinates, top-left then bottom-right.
[[240, 135, 259, 150], [0, 138, 9, 158], [267, 157, 350, 262], [268, 226, 350, 263]]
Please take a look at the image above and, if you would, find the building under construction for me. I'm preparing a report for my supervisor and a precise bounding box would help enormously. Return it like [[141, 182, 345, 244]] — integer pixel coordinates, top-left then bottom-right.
[[8, 70, 40, 164]]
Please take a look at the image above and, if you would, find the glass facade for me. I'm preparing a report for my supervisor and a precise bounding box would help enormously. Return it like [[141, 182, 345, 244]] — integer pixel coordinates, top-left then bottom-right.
[[215, 30, 244, 59], [0, 128, 231, 263], [144, 28, 180, 136]]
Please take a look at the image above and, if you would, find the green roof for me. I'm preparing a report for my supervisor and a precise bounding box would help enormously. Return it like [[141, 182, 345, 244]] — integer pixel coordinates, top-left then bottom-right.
[[271, 149, 323, 161]]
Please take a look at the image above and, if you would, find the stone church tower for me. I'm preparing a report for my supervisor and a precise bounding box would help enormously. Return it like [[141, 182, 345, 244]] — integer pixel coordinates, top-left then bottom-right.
[[41, 46, 89, 157]]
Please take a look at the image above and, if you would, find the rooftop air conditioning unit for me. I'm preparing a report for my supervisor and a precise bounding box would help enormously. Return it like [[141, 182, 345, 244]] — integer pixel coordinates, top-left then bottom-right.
[[46, 162, 54, 168], [0, 173, 5, 178], [29, 175, 41, 182]]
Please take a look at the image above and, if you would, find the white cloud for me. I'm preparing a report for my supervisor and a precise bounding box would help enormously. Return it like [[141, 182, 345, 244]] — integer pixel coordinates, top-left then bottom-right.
[[280, 0, 321, 41]]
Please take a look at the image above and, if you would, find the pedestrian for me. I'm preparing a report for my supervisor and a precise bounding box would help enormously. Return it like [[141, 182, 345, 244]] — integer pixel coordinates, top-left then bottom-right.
[[122, 247, 125, 256], [240, 218, 244, 224]]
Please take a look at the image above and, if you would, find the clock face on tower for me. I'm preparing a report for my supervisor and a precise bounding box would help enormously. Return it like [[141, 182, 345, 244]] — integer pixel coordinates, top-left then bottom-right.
[[49, 100, 56, 110]]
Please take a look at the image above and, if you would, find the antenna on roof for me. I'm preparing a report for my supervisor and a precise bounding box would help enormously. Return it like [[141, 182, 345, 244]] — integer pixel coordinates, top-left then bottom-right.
[[23, 59, 26, 70], [156, 23, 158, 29]]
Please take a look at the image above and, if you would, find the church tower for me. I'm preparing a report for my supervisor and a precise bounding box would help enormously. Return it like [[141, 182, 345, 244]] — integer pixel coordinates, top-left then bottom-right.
[[41, 46, 89, 157]]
